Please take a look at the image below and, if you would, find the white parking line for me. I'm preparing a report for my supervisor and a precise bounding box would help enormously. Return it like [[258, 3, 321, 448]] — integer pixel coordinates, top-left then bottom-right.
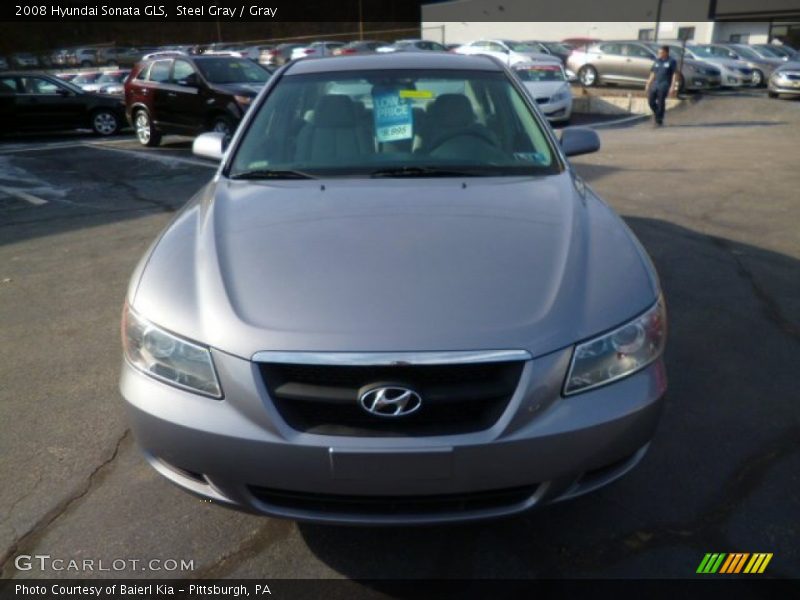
[[0, 141, 87, 155], [0, 185, 49, 205], [82, 142, 217, 168]]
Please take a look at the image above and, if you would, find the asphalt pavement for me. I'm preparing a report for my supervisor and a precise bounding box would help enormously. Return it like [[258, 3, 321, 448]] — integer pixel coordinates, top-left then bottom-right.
[[0, 91, 798, 580]]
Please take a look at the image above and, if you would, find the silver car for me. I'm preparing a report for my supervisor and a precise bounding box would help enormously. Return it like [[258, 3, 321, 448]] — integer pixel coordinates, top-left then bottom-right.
[[455, 40, 556, 66], [121, 53, 667, 525], [512, 61, 573, 123], [682, 44, 755, 87], [768, 60, 800, 98], [568, 41, 719, 90], [695, 44, 781, 86]]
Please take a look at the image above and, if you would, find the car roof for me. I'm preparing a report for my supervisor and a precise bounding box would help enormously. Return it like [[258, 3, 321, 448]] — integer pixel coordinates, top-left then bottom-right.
[[285, 52, 503, 75]]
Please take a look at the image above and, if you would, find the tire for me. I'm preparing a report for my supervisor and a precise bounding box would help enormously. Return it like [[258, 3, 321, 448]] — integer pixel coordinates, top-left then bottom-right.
[[674, 72, 685, 93], [134, 109, 161, 147], [210, 114, 235, 138], [751, 69, 763, 87], [768, 90, 778, 98], [90, 109, 120, 136], [578, 65, 598, 87]]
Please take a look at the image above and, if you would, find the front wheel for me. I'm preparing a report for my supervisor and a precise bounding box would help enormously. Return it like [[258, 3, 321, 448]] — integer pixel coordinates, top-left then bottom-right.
[[674, 72, 685, 93], [578, 65, 598, 87], [134, 110, 161, 147], [768, 90, 778, 98], [751, 69, 764, 87], [91, 109, 120, 136]]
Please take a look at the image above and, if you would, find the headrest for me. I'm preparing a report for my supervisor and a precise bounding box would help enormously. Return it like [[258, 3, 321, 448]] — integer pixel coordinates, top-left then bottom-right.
[[313, 94, 358, 127], [427, 94, 475, 128]]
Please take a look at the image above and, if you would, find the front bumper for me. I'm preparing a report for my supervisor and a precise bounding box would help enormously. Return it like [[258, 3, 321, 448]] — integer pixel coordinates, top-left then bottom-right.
[[769, 79, 800, 95], [685, 74, 721, 90], [540, 98, 573, 122], [121, 346, 666, 525]]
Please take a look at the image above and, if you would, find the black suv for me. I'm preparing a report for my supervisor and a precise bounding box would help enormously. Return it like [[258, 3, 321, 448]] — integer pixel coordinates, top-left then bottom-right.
[[124, 55, 271, 147]]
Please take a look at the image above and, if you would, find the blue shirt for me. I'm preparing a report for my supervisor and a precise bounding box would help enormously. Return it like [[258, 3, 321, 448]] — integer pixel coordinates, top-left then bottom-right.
[[651, 57, 677, 87]]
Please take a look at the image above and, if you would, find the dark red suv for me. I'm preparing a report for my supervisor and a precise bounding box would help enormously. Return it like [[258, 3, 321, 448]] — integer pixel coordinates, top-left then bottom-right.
[[124, 55, 271, 147]]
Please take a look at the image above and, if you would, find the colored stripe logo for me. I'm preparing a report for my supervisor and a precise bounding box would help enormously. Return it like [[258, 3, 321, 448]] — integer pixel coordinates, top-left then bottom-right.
[[697, 553, 772, 574]]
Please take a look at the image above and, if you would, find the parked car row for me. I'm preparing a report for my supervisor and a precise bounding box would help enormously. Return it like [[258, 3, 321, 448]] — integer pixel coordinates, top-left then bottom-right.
[[565, 40, 798, 90]]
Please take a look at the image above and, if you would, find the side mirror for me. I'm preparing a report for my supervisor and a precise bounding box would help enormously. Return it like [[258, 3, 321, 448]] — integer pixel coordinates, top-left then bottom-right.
[[177, 74, 198, 87], [560, 127, 601, 157], [192, 132, 226, 161]]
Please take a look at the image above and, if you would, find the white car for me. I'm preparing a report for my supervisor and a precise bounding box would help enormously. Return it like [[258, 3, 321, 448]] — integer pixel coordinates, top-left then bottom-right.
[[512, 62, 573, 124], [290, 41, 345, 61], [455, 40, 556, 66]]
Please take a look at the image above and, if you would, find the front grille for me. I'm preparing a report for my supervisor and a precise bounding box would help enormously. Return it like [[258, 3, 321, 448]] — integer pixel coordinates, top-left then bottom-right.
[[259, 360, 525, 437], [249, 484, 538, 515]]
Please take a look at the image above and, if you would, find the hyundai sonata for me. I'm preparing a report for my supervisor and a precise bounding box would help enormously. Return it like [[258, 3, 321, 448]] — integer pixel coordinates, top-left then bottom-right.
[[120, 52, 667, 525]]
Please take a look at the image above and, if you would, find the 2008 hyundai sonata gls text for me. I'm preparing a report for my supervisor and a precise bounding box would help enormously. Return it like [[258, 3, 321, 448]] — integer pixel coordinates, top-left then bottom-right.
[[120, 53, 667, 525]]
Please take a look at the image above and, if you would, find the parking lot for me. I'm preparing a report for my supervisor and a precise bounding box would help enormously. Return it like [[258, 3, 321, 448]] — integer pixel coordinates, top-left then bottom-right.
[[1, 88, 798, 580]]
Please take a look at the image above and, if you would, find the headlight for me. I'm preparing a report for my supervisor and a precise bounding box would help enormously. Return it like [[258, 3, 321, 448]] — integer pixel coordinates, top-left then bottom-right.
[[551, 90, 569, 102], [122, 304, 222, 398], [564, 296, 666, 395]]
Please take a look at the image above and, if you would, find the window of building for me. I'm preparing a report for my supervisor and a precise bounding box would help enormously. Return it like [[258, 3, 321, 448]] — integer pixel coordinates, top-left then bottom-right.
[[638, 29, 655, 41], [729, 34, 749, 43], [678, 27, 695, 41]]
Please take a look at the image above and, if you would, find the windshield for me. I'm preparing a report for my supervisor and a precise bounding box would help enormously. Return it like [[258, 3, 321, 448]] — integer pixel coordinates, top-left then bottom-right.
[[505, 42, 539, 53], [754, 45, 782, 58], [731, 46, 760, 60], [229, 69, 558, 178], [97, 72, 127, 84], [73, 73, 101, 84], [195, 58, 270, 84], [514, 64, 566, 82]]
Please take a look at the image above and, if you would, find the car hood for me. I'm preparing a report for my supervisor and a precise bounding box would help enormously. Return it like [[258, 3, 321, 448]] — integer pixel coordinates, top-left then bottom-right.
[[522, 81, 569, 98], [698, 57, 747, 70], [209, 82, 266, 96], [132, 173, 659, 359]]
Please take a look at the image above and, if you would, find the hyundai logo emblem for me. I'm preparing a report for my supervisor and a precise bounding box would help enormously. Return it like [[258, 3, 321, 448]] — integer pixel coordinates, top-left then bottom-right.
[[359, 386, 423, 418]]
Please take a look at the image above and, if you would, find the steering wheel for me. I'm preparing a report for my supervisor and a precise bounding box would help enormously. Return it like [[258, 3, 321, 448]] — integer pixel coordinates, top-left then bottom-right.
[[427, 127, 499, 153]]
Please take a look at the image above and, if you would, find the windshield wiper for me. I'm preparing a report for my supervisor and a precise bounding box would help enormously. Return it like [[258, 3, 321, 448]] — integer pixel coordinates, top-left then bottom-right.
[[369, 166, 486, 178], [229, 169, 317, 180]]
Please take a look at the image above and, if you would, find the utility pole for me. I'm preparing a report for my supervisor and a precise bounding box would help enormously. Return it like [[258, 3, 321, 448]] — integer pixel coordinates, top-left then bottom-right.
[[358, 0, 363, 41], [654, 0, 664, 42]]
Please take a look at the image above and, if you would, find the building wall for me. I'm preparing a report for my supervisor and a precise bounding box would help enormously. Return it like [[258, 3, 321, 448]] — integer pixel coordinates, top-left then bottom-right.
[[421, 21, 718, 45], [713, 22, 771, 43], [421, 0, 790, 45]]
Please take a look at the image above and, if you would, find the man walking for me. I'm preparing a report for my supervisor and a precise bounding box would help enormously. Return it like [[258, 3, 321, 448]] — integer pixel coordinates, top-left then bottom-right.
[[646, 45, 677, 127]]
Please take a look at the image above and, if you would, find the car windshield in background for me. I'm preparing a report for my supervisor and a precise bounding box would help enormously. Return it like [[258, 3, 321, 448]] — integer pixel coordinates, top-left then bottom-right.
[[229, 69, 559, 179], [96, 72, 127, 84], [195, 58, 270, 84], [73, 73, 102, 84], [731, 46, 760, 60], [505, 42, 540, 53], [514, 64, 566, 82]]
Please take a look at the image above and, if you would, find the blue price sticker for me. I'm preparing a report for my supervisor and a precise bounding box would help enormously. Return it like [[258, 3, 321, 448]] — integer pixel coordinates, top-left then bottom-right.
[[373, 90, 413, 143]]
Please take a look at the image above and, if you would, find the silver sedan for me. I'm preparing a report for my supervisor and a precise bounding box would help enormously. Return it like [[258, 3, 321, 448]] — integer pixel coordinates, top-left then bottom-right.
[[121, 53, 667, 525]]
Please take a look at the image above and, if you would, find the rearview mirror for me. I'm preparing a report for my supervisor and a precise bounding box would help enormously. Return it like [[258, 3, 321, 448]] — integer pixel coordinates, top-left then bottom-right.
[[560, 127, 601, 157], [192, 132, 226, 161]]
